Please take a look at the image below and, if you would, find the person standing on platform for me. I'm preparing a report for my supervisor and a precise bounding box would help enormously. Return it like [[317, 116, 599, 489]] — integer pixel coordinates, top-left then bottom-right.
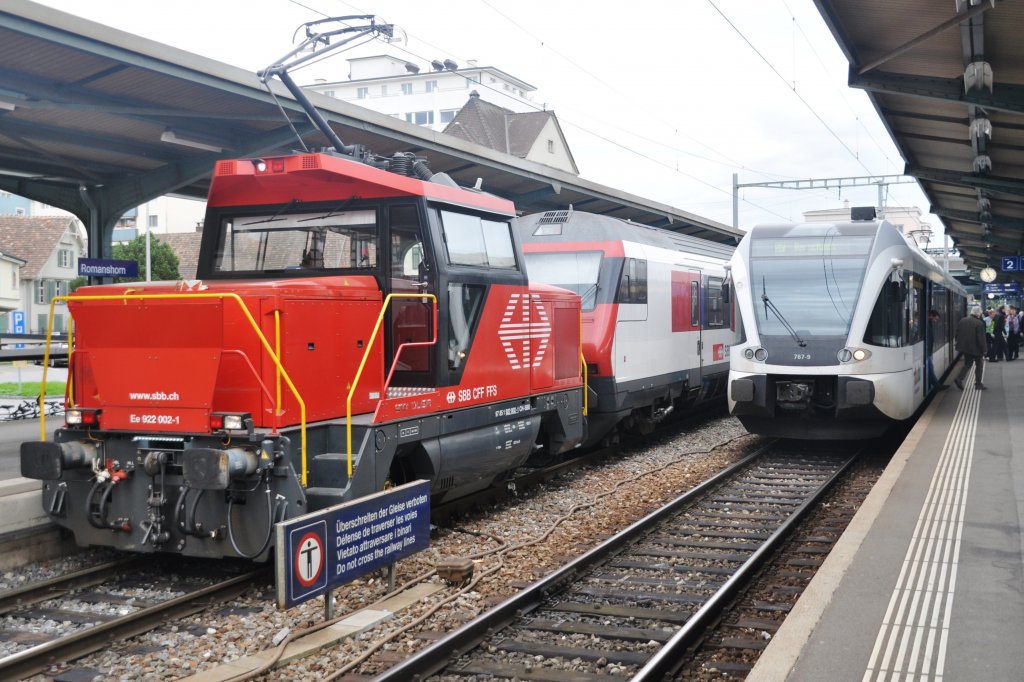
[[985, 309, 998, 361], [995, 305, 1008, 361], [1008, 305, 1020, 360], [955, 306, 987, 390], [925, 310, 948, 390]]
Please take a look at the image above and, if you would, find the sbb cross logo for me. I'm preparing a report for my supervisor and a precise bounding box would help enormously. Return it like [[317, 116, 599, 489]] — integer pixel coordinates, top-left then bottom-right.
[[497, 293, 552, 370]]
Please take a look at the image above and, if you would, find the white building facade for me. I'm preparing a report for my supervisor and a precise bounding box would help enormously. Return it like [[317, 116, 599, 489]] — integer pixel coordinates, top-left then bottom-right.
[[307, 55, 539, 131]]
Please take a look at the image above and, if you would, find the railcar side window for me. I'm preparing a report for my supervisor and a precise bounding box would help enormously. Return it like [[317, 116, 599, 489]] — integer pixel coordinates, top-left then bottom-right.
[[865, 280, 906, 347], [616, 258, 647, 304], [440, 211, 517, 269]]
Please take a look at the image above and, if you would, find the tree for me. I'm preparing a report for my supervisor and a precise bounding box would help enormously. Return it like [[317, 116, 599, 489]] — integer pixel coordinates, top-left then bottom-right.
[[111, 235, 181, 282]]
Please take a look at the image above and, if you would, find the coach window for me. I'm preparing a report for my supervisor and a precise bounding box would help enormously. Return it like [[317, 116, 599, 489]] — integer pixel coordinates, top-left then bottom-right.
[[690, 281, 700, 325], [706, 277, 728, 328], [616, 258, 647, 304]]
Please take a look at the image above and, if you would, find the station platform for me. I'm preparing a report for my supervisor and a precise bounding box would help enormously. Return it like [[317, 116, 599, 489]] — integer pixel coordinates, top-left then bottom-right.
[[748, 356, 1024, 681]]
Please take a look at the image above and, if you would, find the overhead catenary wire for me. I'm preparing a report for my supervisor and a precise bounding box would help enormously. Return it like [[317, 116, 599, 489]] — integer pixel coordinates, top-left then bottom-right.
[[285, 0, 797, 220]]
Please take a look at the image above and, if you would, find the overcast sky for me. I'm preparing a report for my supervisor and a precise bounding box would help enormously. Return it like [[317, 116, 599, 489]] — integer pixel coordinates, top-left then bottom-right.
[[34, 0, 945, 238]]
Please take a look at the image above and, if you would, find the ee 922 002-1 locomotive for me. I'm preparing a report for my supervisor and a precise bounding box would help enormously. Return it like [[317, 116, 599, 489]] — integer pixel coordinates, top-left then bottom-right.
[[728, 209, 966, 439], [20, 152, 587, 560]]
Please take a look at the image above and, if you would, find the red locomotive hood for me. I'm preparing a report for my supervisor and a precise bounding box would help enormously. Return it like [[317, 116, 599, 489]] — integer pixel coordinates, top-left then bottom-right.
[[73, 275, 382, 301]]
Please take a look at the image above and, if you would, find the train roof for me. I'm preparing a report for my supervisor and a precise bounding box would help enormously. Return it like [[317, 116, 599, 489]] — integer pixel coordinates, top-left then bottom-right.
[[207, 152, 516, 216], [517, 210, 734, 261], [743, 218, 966, 294]]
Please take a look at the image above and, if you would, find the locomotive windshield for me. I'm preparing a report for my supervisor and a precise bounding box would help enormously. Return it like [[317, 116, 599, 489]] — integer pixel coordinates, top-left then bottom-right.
[[213, 209, 378, 274], [523, 251, 603, 311], [748, 228, 873, 338]]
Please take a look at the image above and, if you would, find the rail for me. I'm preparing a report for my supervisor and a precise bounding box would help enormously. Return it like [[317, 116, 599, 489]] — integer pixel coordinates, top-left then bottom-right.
[[347, 293, 438, 478], [41, 293, 310, 485]]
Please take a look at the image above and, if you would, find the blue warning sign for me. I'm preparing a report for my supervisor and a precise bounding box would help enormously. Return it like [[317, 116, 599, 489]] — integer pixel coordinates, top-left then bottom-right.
[[276, 480, 430, 609]]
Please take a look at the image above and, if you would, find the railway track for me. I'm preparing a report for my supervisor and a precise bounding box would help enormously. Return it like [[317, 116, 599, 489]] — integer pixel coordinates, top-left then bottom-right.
[[372, 441, 859, 681], [0, 557, 265, 680]]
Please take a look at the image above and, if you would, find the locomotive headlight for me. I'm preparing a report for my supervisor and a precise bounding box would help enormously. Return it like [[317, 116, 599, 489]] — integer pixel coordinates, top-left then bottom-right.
[[753, 347, 768, 362], [210, 412, 251, 431], [852, 348, 871, 361], [743, 348, 755, 359], [66, 408, 101, 427]]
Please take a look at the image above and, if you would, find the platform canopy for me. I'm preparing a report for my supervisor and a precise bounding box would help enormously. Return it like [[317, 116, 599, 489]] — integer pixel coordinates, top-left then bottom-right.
[[815, 0, 1024, 283], [0, 0, 740, 259]]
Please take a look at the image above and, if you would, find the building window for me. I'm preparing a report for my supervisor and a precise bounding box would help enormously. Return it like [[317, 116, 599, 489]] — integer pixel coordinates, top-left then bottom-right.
[[440, 109, 458, 124], [148, 215, 158, 229], [405, 111, 434, 126], [11, 269, 17, 289], [547, 140, 554, 153], [380, 85, 388, 97], [57, 249, 72, 268], [401, 83, 413, 95], [357, 87, 368, 99], [323, 90, 335, 98], [15, 207, 25, 216], [426, 80, 438, 93]]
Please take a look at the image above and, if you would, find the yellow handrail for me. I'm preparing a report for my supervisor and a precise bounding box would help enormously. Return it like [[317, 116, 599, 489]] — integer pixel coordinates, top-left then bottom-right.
[[42, 292, 310, 485], [346, 293, 438, 478]]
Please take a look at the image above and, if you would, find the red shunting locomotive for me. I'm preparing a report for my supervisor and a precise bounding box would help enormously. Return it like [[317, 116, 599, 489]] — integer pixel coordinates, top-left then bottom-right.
[[21, 152, 585, 560]]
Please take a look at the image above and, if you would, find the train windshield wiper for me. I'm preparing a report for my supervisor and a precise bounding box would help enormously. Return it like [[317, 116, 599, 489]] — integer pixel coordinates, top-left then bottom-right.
[[761, 278, 807, 347], [297, 195, 359, 222], [242, 198, 301, 225]]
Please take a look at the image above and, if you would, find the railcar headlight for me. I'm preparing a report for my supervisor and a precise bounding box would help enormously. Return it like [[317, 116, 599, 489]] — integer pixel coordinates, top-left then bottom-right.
[[753, 347, 768, 362], [838, 347, 872, 363], [743, 348, 755, 359]]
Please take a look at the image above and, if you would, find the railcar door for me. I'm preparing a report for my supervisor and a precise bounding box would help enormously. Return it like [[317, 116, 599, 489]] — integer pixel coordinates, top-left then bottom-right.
[[385, 204, 435, 388]]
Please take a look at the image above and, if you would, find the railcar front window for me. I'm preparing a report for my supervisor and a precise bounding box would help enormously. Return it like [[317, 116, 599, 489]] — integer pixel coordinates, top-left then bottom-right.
[[213, 209, 378, 274], [748, 233, 872, 338], [523, 251, 602, 311]]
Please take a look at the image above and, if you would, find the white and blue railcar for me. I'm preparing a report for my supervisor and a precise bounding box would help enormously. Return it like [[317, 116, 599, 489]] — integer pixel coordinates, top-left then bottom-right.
[[728, 210, 966, 439]]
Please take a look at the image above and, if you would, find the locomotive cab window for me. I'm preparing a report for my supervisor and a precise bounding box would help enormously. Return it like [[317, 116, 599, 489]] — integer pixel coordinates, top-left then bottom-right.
[[439, 210, 517, 269], [212, 208, 378, 274]]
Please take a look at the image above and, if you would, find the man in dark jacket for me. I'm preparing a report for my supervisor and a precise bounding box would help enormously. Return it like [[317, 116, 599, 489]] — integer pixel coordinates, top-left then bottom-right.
[[955, 306, 987, 390]]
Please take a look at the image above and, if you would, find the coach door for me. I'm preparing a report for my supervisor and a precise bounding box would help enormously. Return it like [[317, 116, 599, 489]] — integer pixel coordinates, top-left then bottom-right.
[[671, 270, 703, 379]]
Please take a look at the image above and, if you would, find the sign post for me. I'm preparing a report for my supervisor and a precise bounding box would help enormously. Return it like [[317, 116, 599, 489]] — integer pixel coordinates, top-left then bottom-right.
[[11, 310, 24, 350], [275, 480, 430, 614]]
